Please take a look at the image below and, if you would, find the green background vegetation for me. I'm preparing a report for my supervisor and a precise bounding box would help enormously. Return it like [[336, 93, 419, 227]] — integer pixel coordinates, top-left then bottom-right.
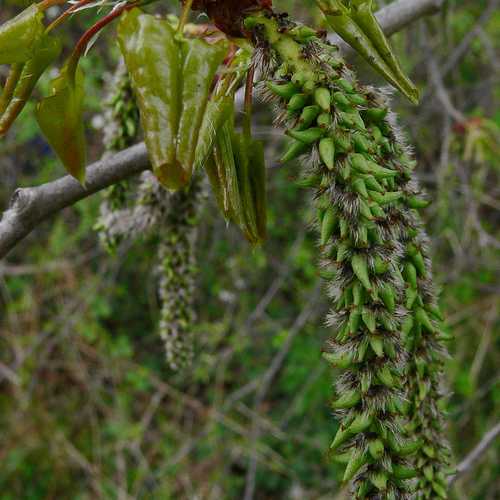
[[0, 0, 498, 498]]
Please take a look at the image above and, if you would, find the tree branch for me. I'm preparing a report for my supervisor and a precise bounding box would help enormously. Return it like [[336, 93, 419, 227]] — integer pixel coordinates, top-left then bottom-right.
[[449, 421, 500, 486], [0, 143, 149, 258], [0, 0, 444, 259]]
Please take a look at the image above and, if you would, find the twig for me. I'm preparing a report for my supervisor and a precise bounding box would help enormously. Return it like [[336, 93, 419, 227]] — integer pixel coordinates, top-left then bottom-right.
[[0, 0, 445, 259], [449, 421, 500, 485], [0, 143, 149, 259]]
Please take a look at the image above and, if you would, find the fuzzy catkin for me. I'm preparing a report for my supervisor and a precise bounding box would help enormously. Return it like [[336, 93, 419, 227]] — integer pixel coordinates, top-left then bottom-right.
[[96, 62, 203, 371], [96, 62, 140, 252], [247, 12, 452, 498], [157, 180, 202, 371]]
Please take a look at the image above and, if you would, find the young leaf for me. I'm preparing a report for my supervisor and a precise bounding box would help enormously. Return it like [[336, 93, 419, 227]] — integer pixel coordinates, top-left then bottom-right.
[[0, 4, 44, 65], [316, 0, 419, 104], [176, 37, 229, 179], [0, 35, 62, 136], [118, 8, 228, 191], [349, 0, 419, 103], [35, 65, 86, 182], [118, 9, 182, 189]]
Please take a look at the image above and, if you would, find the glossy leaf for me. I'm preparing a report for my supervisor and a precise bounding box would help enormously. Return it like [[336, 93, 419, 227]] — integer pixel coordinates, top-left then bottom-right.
[[117, 9, 182, 189], [0, 4, 44, 64], [35, 65, 86, 182], [118, 8, 228, 190], [350, 0, 419, 103], [176, 38, 229, 179], [0, 35, 61, 136]]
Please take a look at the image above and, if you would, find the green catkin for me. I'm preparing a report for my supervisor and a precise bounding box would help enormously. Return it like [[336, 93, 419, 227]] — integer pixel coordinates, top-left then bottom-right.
[[247, 12, 452, 498], [157, 181, 202, 371], [96, 62, 140, 252], [95, 62, 203, 371]]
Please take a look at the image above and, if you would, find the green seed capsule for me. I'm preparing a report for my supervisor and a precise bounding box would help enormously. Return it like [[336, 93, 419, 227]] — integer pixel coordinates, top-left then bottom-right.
[[407, 195, 430, 209], [359, 199, 374, 220], [352, 178, 369, 198], [404, 262, 418, 289], [314, 87, 331, 112], [366, 161, 397, 178], [349, 153, 370, 173], [370, 335, 384, 357], [330, 425, 351, 450], [369, 439, 385, 460], [363, 107, 388, 123], [266, 81, 300, 100], [280, 139, 309, 163], [377, 365, 395, 387], [337, 242, 350, 262], [339, 111, 365, 130], [369, 202, 385, 218], [287, 93, 308, 112], [393, 465, 418, 480], [321, 207, 338, 245], [332, 451, 352, 464], [319, 137, 335, 170], [371, 191, 403, 205], [296, 174, 321, 188], [289, 25, 318, 42], [348, 93, 367, 105], [362, 307, 376, 333], [428, 304, 444, 321], [317, 112, 332, 128], [380, 284, 396, 312], [343, 448, 368, 482], [331, 389, 361, 410], [373, 255, 389, 275], [363, 174, 384, 193], [353, 134, 371, 153], [349, 307, 362, 334], [351, 254, 371, 290], [412, 251, 426, 277], [297, 105, 321, 130], [332, 91, 350, 107], [352, 282, 365, 306], [432, 482, 448, 499], [370, 471, 388, 491], [416, 307, 434, 333], [337, 77, 355, 93], [371, 125, 383, 142], [287, 127, 324, 144], [334, 132, 352, 153], [402, 316, 414, 336], [348, 413, 372, 434], [322, 350, 354, 369], [405, 287, 418, 309], [396, 438, 423, 457]]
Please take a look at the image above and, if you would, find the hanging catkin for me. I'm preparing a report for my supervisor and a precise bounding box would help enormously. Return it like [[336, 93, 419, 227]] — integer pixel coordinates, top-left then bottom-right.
[[96, 61, 203, 371], [245, 12, 452, 498]]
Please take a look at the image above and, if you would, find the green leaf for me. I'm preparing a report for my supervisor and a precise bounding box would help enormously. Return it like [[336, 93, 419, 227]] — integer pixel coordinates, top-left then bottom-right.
[[117, 9, 182, 189], [118, 8, 227, 191], [0, 35, 61, 136], [35, 65, 86, 182], [0, 4, 44, 65], [350, 0, 419, 103], [316, 0, 419, 103]]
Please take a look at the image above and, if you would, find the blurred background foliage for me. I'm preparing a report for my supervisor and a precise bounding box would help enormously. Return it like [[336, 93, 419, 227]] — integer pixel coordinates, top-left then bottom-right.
[[0, 0, 498, 498]]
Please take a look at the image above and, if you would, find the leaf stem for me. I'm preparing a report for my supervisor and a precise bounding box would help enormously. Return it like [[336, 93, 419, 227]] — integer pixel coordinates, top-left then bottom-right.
[[178, 0, 194, 34], [66, 2, 137, 80]]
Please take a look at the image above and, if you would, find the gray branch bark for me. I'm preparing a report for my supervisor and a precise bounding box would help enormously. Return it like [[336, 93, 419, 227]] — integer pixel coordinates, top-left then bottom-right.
[[0, 0, 444, 259], [449, 421, 500, 486]]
